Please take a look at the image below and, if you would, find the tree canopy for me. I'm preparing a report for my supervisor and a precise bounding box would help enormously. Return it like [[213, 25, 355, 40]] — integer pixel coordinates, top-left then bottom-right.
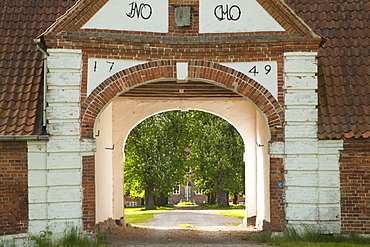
[[124, 110, 245, 208]]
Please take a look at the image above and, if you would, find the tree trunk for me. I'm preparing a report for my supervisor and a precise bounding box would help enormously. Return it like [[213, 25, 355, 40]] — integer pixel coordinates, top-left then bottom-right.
[[145, 182, 155, 209], [217, 187, 229, 207], [155, 193, 168, 206], [208, 193, 217, 205], [232, 193, 238, 205]]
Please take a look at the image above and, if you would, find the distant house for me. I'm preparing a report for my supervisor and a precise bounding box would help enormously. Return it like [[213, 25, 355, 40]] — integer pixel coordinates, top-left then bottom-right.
[[123, 181, 209, 206], [0, 0, 369, 239], [168, 181, 208, 205]]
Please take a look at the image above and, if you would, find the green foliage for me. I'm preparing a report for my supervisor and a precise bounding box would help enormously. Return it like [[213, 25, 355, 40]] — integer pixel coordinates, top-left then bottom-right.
[[0, 240, 15, 247], [176, 224, 194, 228], [218, 210, 245, 219], [124, 110, 245, 208], [95, 231, 109, 246], [29, 228, 53, 247], [250, 227, 370, 246], [177, 202, 196, 205], [124, 111, 191, 208], [29, 227, 109, 247], [200, 203, 245, 210], [186, 111, 245, 204], [125, 213, 154, 224]]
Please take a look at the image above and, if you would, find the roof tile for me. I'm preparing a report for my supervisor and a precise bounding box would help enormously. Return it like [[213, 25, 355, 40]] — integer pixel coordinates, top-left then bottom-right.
[[0, 0, 76, 136], [1, 0, 369, 139], [287, 0, 370, 139]]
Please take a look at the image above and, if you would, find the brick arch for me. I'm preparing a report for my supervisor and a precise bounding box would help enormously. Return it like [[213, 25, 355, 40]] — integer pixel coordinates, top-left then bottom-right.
[[81, 60, 283, 139]]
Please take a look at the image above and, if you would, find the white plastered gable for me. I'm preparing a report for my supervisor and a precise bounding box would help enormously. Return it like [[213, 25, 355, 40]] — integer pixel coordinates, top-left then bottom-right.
[[82, 0, 169, 33], [81, 0, 284, 34], [199, 0, 285, 33]]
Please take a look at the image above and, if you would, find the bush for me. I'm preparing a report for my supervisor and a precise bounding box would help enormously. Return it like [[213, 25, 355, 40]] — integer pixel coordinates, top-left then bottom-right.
[[29, 227, 109, 247], [252, 226, 370, 246], [177, 202, 196, 206]]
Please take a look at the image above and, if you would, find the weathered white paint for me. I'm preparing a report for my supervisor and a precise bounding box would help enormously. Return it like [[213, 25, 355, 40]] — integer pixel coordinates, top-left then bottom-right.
[[269, 141, 284, 156], [284, 75, 317, 90], [285, 108, 318, 122], [176, 62, 188, 82], [284, 54, 317, 73], [47, 122, 80, 136], [285, 124, 318, 138], [284, 156, 318, 171], [286, 189, 318, 204], [94, 97, 271, 228], [82, 0, 168, 33], [47, 104, 80, 120], [28, 141, 48, 233], [199, 0, 284, 33], [221, 61, 278, 99], [47, 49, 82, 70], [87, 58, 148, 95], [47, 71, 81, 86], [286, 205, 318, 221], [285, 91, 318, 106], [284, 52, 343, 233], [27, 49, 85, 234], [47, 153, 82, 169], [0, 234, 29, 246], [46, 88, 81, 104]]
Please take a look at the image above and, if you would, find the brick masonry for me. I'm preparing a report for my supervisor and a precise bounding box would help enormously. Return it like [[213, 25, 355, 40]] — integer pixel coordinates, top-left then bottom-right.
[[0, 141, 28, 236], [79, 59, 287, 231], [82, 155, 96, 232], [340, 138, 370, 235], [39, 0, 333, 235], [41, 0, 321, 232]]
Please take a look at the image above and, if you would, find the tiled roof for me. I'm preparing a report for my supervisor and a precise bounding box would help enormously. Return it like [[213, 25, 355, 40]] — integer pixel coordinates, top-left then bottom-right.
[[286, 0, 370, 139], [0, 0, 369, 139], [0, 0, 76, 135]]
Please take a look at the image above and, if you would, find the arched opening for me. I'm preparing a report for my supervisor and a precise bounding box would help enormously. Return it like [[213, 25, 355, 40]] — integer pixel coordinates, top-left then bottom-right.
[[81, 61, 284, 231], [94, 93, 271, 229]]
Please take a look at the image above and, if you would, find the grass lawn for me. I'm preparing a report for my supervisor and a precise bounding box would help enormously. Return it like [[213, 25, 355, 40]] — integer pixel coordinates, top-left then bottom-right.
[[276, 243, 369, 247], [201, 204, 245, 210], [124, 206, 171, 225], [218, 210, 245, 219], [248, 229, 370, 247], [125, 206, 170, 215]]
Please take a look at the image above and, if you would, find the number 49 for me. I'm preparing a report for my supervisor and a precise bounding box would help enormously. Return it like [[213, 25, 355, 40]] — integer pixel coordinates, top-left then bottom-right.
[[248, 65, 272, 76]]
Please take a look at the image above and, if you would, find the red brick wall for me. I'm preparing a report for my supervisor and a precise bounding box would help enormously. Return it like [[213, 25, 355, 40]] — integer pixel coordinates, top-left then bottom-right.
[[43, 0, 321, 232], [0, 141, 28, 236], [340, 138, 370, 235], [82, 155, 96, 232], [270, 157, 285, 232]]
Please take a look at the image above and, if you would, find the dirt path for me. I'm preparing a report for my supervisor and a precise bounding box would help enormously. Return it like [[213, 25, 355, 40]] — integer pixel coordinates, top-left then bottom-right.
[[138, 210, 243, 229], [108, 209, 266, 246], [108, 227, 266, 246]]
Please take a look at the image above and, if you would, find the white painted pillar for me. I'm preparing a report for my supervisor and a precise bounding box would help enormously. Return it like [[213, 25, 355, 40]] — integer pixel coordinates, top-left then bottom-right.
[[284, 52, 320, 229], [255, 109, 270, 229], [30, 49, 85, 234], [28, 141, 48, 234], [284, 52, 342, 233], [244, 110, 257, 218]]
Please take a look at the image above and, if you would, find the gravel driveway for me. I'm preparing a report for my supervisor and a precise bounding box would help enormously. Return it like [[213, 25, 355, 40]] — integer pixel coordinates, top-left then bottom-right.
[[108, 209, 267, 246], [138, 210, 243, 230]]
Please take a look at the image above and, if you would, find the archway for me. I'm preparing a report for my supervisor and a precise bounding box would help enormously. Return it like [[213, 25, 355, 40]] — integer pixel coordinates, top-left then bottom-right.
[[95, 97, 271, 229], [82, 61, 283, 231]]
